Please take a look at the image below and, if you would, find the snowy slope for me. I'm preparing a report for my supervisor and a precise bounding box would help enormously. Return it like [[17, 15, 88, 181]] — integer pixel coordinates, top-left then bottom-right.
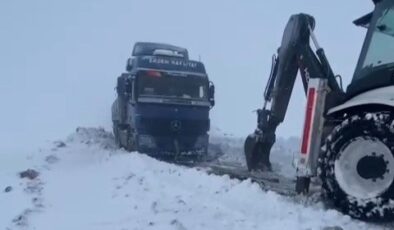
[[1, 128, 391, 230]]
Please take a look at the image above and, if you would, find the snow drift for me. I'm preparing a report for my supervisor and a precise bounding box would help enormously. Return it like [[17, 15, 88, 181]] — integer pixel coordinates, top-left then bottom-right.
[[1, 127, 389, 230]]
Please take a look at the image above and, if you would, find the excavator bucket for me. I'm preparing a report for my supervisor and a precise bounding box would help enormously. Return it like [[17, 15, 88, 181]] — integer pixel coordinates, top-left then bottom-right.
[[244, 134, 257, 170], [244, 134, 273, 171]]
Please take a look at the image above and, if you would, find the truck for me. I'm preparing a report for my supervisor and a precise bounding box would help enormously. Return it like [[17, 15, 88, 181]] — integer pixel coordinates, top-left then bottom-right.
[[112, 42, 215, 159]]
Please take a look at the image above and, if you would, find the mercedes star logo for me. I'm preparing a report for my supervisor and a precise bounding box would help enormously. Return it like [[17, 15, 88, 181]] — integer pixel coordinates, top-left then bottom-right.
[[170, 120, 182, 131]]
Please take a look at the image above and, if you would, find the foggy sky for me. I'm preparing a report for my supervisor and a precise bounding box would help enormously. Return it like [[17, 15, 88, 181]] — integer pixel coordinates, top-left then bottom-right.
[[0, 0, 372, 152]]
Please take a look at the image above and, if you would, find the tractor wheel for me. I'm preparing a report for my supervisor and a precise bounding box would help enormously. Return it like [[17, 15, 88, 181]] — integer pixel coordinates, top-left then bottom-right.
[[318, 112, 394, 221]]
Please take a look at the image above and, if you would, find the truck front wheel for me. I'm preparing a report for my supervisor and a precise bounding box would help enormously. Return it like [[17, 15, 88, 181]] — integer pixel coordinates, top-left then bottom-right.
[[318, 112, 394, 221], [113, 121, 121, 148], [113, 122, 136, 152]]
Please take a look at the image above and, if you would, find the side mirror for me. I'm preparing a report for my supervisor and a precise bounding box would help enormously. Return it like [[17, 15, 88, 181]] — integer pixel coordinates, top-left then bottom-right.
[[208, 81, 215, 107], [117, 74, 132, 98], [126, 58, 133, 72]]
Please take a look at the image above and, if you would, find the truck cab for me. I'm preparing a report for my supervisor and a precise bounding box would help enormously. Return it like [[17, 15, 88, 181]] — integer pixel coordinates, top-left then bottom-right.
[[112, 42, 215, 157]]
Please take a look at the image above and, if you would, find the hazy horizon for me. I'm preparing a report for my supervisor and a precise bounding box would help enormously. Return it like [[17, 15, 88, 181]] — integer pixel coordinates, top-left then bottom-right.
[[0, 0, 372, 152]]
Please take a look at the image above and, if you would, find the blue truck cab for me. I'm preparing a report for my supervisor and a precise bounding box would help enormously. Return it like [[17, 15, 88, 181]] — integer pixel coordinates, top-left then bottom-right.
[[112, 42, 215, 156]]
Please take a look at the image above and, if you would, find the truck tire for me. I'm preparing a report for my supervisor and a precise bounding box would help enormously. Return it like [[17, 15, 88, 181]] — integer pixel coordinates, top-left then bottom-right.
[[113, 121, 135, 152], [125, 129, 136, 152], [318, 112, 394, 221], [113, 121, 121, 148]]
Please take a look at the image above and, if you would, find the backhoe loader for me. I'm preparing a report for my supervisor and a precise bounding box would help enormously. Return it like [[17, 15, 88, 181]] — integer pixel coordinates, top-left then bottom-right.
[[245, 0, 394, 220]]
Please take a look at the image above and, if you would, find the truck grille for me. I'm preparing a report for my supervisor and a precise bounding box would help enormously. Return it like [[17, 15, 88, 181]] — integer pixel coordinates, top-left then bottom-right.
[[138, 118, 209, 135]]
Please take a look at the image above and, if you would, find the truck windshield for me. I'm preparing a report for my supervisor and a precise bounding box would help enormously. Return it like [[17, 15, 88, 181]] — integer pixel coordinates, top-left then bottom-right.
[[137, 72, 208, 100], [355, 2, 394, 80]]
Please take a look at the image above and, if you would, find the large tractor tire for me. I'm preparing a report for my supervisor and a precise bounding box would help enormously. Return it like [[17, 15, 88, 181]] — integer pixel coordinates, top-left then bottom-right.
[[318, 112, 394, 221]]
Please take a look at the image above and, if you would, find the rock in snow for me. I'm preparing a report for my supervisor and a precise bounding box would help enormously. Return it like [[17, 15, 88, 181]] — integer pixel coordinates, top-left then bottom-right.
[[4, 186, 12, 193], [0, 127, 392, 230], [19, 169, 39, 180]]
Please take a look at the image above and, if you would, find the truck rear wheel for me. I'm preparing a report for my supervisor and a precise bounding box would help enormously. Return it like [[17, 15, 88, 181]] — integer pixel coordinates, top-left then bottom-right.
[[318, 112, 394, 221]]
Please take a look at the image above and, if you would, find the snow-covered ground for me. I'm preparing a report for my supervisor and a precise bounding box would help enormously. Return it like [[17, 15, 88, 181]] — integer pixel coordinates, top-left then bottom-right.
[[210, 126, 300, 178], [1, 127, 392, 230]]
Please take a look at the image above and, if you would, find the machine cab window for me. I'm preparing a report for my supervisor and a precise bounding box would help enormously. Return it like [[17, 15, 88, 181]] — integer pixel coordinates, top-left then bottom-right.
[[354, 1, 394, 81]]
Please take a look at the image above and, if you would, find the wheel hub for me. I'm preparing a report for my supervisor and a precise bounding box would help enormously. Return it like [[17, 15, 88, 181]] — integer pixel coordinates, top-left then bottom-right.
[[334, 137, 394, 199], [357, 154, 388, 180]]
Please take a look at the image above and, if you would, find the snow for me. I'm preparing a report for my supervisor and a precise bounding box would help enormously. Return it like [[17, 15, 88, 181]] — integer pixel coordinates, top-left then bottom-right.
[[1, 127, 391, 230], [210, 126, 299, 178]]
